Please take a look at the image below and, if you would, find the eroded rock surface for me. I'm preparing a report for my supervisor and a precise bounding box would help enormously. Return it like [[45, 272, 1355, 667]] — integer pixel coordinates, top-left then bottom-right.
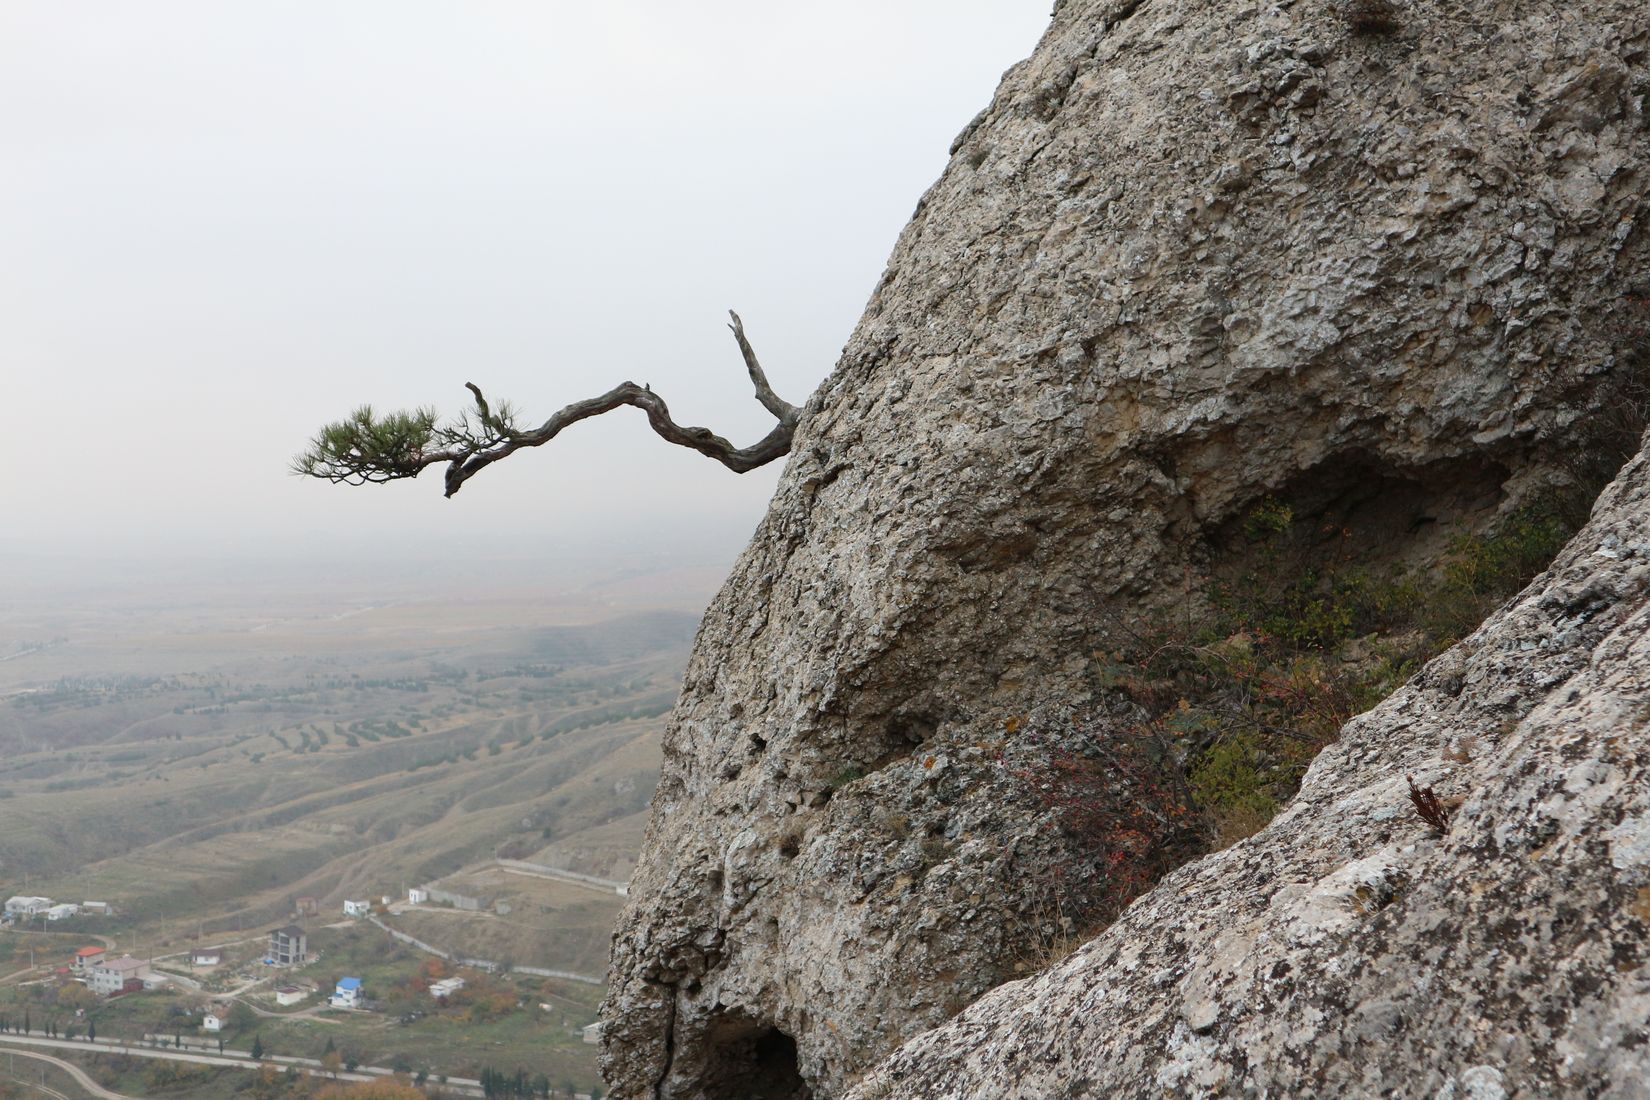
[[604, 0, 1650, 1096], [848, 433, 1650, 1099]]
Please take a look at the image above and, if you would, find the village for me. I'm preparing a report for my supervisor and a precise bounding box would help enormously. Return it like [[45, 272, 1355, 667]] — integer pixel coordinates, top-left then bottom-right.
[[1, 883, 611, 1098]]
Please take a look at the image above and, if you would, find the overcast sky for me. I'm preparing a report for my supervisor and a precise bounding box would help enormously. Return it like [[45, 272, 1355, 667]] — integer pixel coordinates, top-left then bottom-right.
[[0, 2, 1049, 575]]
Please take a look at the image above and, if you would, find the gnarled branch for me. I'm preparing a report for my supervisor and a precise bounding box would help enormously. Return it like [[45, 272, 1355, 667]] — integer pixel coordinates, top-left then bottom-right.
[[293, 310, 801, 498]]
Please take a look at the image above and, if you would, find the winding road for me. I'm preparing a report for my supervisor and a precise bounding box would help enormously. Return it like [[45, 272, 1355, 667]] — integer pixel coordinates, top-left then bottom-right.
[[0, 1033, 484, 1097], [0, 1047, 137, 1099]]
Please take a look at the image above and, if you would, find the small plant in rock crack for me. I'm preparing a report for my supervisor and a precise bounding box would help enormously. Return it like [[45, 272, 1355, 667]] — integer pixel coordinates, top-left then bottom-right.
[[1006, 720, 1207, 941], [1406, 774, 1451, 835]]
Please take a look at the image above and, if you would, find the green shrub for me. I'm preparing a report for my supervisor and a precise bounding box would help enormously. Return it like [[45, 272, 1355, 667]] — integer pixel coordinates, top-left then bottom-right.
[[1110, 496, 1580, 847]]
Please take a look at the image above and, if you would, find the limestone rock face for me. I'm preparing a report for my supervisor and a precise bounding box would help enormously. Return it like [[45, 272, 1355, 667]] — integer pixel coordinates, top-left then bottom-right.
[[848, 433, 1650, 1100], [602, 0, 1650, 1096]]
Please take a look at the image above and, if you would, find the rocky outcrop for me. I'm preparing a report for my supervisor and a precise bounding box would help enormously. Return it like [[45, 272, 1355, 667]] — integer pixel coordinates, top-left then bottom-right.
[[848, 429, 1650, 1099], [603, 0, 1650, 1097]]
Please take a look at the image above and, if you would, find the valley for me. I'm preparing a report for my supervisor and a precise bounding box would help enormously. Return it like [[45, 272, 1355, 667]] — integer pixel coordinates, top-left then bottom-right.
[[0, 556, 717, 1095]]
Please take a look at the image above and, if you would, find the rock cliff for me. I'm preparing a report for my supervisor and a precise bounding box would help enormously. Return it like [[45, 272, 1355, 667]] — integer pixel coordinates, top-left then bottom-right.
[[603, 0, 1650, 1097], [848, 426, 1650, 1100]]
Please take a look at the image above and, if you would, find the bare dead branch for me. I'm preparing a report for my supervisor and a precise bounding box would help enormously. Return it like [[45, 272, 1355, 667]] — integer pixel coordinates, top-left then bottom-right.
[[728, 310, 797, 422], [294, 310, 802, 498]]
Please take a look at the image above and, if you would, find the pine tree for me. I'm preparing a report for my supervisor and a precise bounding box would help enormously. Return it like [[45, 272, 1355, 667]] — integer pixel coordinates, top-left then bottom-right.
[[296, 312, 801, 499], [87, 1020, 96, 1042], [250, 1034, 264, 1060]]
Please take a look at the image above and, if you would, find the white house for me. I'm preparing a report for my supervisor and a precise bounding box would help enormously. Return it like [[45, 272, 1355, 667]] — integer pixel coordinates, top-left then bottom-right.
[[331, 977, 363, 1008], [581, 1021, 604, 1045], [4, 896, 51, 917], [45, 904, 80, 921], [342, 899, 370, 917], [274, 986, 306, 1007], [88, 955, 150, 996], [81, 901, 111, 915], [407, 887, 429, 905], [189, 948, 222, 966], [429, 977, 465, 999], [202, 1003, 230, 1032]]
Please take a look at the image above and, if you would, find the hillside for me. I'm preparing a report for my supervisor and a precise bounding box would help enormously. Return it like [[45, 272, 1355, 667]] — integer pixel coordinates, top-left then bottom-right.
[[0, 565, 703, 953]]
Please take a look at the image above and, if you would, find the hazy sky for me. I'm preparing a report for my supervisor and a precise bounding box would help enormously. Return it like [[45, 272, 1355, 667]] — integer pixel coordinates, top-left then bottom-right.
[[0, 3, 1050, 573]]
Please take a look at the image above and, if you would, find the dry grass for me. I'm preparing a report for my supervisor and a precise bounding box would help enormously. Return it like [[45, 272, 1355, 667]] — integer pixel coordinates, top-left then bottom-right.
[[1210, 802, 1277, 849]]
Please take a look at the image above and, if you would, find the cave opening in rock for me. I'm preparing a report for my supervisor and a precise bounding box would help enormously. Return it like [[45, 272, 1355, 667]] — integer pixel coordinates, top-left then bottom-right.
[[695, 1013, 810, 1100], [1107, 447, 1628, 851]]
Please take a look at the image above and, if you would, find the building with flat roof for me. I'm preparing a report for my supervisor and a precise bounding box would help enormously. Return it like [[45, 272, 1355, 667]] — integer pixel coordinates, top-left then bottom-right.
[[88, 955, 149, 997], [268, 925, 307, 966]]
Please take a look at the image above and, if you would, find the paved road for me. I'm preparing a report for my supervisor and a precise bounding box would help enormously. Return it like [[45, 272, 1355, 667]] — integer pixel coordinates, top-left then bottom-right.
[[0, 1033, 484, 1097], [145, 970, 200, 993], [0, 1047, 137, 1100]]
